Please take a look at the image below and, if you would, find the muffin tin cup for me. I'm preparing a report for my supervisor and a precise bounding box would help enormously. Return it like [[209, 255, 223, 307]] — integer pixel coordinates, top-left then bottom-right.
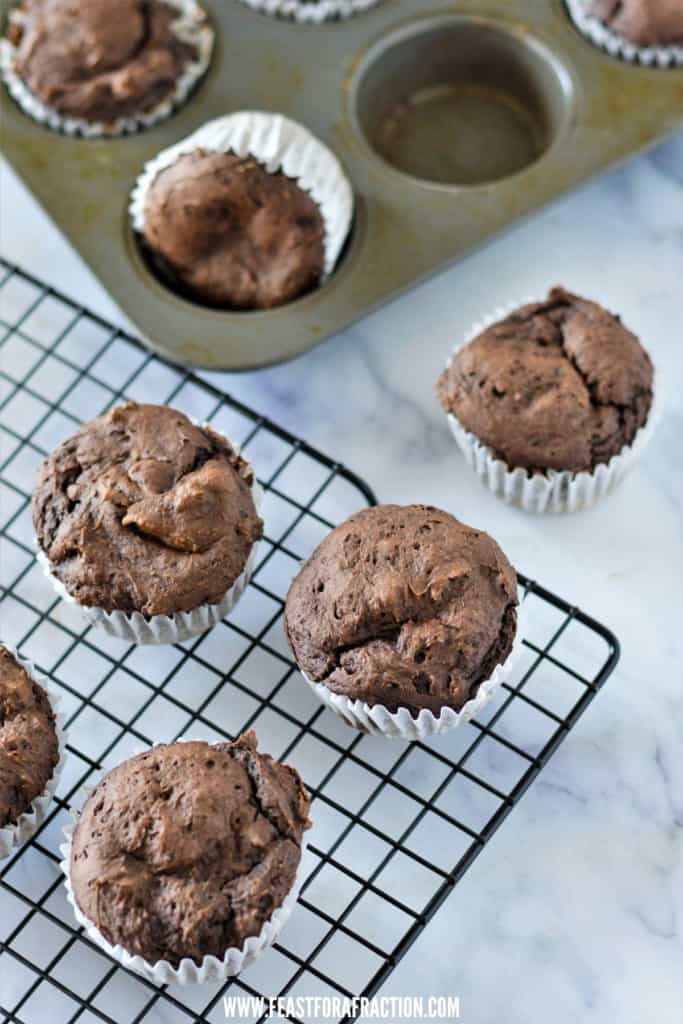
[[565, 0, 683, 68], [300, 626, 525, 740], [35, 429, 264, 645], [0, 646, 68, 860], [236, 0, 382, 23], [130, 111, 354, 281], [0, 0, 214, 137], [59, 739, 309, 984], [443, 299, 662, 514]]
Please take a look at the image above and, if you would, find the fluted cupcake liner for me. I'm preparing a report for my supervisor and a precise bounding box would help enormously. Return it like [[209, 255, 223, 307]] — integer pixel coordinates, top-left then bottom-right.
[[444, 298, 661, 514], [36, 429, 263, 645], [235, 0, 382, 23], [0, 646, 68, 859], [301, 625, 525, 740], [130, 111, 354, 280], [60, 826, 307, 983], [0, 0, 214, 138], [59, 739, 308, 984], [565, 0, 683, 67]]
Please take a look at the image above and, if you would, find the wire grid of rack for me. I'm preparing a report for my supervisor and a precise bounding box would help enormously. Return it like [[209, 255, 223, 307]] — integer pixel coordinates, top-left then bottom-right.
[[0, 261, 620, 1024]]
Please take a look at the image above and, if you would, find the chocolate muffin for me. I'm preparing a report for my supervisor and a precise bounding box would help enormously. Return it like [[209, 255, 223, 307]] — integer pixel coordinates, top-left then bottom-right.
[[69, 734, 311, 966], [586, 0, 683, 46], [32, 402, 263, 617], [285, 504, 518, 717], [0, 645, 59, 831], [141, 150, 326, 309], [437, 287, 654, 475], [5, 0, 208, 126]]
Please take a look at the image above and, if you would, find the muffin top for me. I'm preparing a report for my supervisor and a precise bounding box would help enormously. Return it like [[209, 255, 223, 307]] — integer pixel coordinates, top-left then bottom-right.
[[142, 150, 326, 309], [70, 734, 311, 966], [285, 504, 518, 716], [587, 0, 683, 46], [437, 287, 653, 474], [9, 0, 199, 124], [0, 645, 59, 829], [32, 402, 263, 617]]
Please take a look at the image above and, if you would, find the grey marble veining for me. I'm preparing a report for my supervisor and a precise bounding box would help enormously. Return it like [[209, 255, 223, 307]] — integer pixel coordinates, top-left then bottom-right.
[[1, 129, 682, 1023]]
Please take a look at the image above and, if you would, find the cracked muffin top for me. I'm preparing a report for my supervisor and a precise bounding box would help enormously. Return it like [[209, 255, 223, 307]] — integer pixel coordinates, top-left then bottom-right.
[[8, 0, 201, 125], [32, 402, 263, 617], [437, 287, 654, 474], [0, 645, 59, 829], [142, 150, 326, 309], [70, 733, 311, 966], [284, 504, 518, 716], [586, 0, 683, 46]]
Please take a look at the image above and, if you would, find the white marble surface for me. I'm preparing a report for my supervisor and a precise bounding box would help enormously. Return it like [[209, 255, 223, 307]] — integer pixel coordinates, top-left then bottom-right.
[[2, 126, 683, 1024]]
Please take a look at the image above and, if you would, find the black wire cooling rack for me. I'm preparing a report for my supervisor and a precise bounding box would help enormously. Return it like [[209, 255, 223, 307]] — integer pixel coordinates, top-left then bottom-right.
[[0, 261, 620, 1024]]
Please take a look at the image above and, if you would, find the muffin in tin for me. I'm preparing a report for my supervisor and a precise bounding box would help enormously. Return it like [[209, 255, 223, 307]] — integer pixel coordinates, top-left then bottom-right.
[[437, 287, 655, 510], [130, 112, 354, 312], [285, 504, 519, 734], [0, 644, 62, 855], [566, 0, 683, 65], [585, 0, 683, 47], [236, 0, 383, 24], [1, 0, 213, 135], [32, 401, 263, 642], [64, 733, 311, 979], [142, 150, 327, 309]]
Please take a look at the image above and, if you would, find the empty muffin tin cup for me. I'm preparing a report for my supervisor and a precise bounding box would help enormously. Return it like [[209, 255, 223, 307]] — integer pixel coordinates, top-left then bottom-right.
[[565, 0, 683, 68], [0, 0, 214, 137], [301, 627, 525, 740], [443, 300, 662, 514], [0, 645, 68, 859], [236, 0, 382, 23], [59, 741, 308, 984], [352, 15, 572, 186], [130, 110, 354, 305], [36, 428, 263, 644]]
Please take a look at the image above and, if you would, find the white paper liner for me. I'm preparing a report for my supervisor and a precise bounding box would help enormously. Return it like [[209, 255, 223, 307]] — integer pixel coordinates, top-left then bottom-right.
[[0, 645, 68, 859], [130, 111, 354, 279], [0, 0, 214, 137], [235, 0, 382, 23], [301, 620, 525, 740], [565, 0, 683, 67], [443, 297, 662, 514], [36, 425, 264, 644], [59, 739, 308, 984]]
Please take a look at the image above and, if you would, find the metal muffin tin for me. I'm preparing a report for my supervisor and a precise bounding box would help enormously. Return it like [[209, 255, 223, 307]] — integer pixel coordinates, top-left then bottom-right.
[[2, 0, 683, 370]]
